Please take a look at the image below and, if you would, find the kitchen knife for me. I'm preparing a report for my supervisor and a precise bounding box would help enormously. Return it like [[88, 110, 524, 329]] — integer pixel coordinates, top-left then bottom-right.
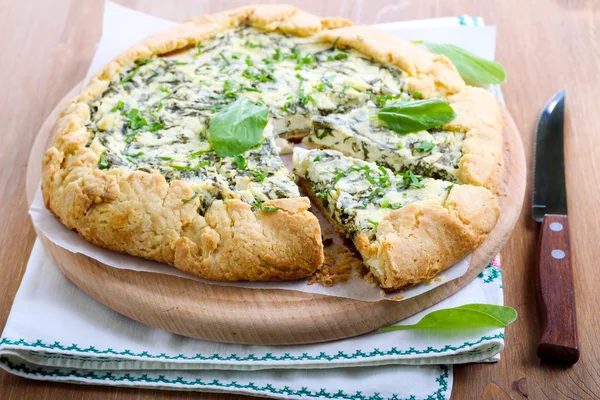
[[533, 89, 579, 365]]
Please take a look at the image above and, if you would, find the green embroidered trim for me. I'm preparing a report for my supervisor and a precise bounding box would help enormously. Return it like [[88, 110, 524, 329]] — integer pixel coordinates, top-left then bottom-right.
[[0, 334, 504, 363], [477, 263, 502, 284], [0, 356, 449, 400]]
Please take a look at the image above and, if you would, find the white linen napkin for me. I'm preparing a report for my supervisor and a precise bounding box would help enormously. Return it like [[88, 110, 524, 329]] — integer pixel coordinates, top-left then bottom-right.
[[0, 241, 504, 399], [1, 3, 506, 399]]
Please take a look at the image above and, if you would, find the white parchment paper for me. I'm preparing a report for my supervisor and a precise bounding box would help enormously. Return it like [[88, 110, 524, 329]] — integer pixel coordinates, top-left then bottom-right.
[[30, 2, 500, 302]]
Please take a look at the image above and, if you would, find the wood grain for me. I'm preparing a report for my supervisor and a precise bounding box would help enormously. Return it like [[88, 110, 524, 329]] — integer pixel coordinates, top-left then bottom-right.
[[2, 0, 600, 398], [536, 214, 579, 365], [24, 84, 524, 344]]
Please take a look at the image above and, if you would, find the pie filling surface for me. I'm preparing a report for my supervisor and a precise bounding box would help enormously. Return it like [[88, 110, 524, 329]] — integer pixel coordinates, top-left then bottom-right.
[[86, 25, 464, 214], [293, 148, 455, 240]]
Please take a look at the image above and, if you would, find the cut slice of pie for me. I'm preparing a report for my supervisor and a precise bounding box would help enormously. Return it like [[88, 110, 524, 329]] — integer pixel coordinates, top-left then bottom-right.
[[306, 105, 464, 182], [293, 148, 500, 291], [304, 87, 504, 191]]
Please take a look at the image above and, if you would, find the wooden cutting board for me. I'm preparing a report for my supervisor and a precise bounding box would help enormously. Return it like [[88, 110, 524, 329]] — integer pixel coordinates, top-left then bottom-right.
[[26, 83, 526, 345]]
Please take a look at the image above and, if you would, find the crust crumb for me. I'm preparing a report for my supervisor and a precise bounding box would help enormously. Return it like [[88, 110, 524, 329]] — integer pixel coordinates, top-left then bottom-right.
[[309, 245, 363, 286], [426, 276, 446, 285], [362, 271, 378, 288]]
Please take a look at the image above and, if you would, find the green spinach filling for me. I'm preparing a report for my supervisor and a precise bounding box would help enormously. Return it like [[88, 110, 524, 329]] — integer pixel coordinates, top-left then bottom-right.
[[297, 149, 453, 239]]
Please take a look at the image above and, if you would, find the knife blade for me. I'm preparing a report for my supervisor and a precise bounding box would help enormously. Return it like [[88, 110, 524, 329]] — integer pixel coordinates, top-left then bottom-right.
[[533, 89, 568, 221], [533, 89, 579, 365]]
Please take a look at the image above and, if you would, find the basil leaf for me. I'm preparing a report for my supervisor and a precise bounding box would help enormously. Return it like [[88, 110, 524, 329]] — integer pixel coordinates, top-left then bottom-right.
[[379, 304, 517, 331], [208, 98, 268, 157], [377, 100, 455, 135], [417, 41, 506, 85]]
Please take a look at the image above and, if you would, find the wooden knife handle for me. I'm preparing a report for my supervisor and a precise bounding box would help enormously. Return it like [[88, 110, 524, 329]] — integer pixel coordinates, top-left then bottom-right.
[[536, 214, 579, 365]]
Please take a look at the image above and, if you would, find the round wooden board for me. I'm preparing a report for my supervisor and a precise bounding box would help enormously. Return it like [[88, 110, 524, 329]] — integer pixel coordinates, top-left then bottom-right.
[[27, 83, 526, 345]]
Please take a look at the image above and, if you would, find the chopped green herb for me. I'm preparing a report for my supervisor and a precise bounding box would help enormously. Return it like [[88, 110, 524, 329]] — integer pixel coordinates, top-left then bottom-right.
[[244, 40, 261, 48], [111, 100, 124, 112], [182, 191, 199, 204], [367, 219, 379, 227], [415, 141, 435, 153], [374, 93, 401, 107], [249, 168, 268, 182], [242, 68, 276, 83], [119, 69, 138, 85], [327, 52, 349, 61], [219, 52, 230, 65], [400, 170, 425, 189], [172, 60, 188, 65], [240, 85, 260, 92], [158, 86, 170, 94], [367, 187, 385, 202], [124, 132, 137, 144], [316, 190, 330, 207], [313, 82, 326, 92], [380, 199, 402, 209], [127, 109, 147, 130], [170, 161, 210, 171], [159, 156, 172, 161], [98, 154, 108, 169], [298, 53, 316, 67], [332, 37, 340, 49], [333, 170, 346, 186], [149, 121, 164, 132], [233, 154, 247, 170], [282, 97, 293, 113], [315, 128, 333, 139], [121, 150, 144, 158], [119, 59, 154, 84], [188, 149, 213, 159], [195, 41, 202, 56], [253, 202, 279, 212], [412, 91, 423, 99]]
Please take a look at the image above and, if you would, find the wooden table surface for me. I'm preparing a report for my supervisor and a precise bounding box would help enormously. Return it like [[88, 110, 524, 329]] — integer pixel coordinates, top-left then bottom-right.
[[1, 0, 599, 399]]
